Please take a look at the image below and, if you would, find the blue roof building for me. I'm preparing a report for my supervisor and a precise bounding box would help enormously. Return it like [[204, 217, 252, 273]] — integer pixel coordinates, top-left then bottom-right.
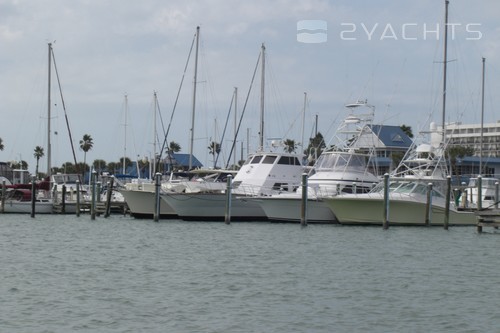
[[350, 124, 413, 174]]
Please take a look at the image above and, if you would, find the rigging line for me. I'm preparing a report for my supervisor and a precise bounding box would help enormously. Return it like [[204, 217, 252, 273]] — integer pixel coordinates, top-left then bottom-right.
[[156, 33, 196, 173], [154, 93, 167, 148], [214, 92, 235, 168], [225, 51, 262, 169], [50, 48, 80, 177]]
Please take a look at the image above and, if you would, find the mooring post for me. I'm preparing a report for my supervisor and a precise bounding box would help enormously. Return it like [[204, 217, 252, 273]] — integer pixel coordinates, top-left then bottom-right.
[[1, 180, 5, 213], [495, 181, 499, 209], [96, 182, 102, 203], [425, 183, 433, 226], [91, 171, 97, 220], [444, 176, 451, 230], [477, 175, 482, 211], [105, 178, 114, 218], [30, 175, 36, 218], [75, 180, 81, 217], [383, 173, 389, 230], [301, 173, 308, 226], [224, 175, 233, 225], [61, 185, 66, 214], [154, 173, 161, 222]]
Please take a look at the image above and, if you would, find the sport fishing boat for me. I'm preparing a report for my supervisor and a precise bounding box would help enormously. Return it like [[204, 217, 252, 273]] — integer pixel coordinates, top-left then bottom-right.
[[323, 126, 477, 226]]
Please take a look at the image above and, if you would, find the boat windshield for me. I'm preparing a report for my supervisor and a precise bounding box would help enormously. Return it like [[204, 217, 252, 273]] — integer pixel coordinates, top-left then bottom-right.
[[371, 181, 444, 198], [315, 152, 367, 171]]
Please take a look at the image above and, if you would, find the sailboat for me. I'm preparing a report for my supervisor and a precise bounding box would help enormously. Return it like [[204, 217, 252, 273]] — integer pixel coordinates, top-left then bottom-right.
[[322, 1, 477, 226], [119, 27, 232, 218], [0, 43, 64, 214], [160, 43, 306, 221]]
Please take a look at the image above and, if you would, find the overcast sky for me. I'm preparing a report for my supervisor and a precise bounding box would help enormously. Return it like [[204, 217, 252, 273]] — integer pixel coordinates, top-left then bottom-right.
[[1, 0, 499, 173]]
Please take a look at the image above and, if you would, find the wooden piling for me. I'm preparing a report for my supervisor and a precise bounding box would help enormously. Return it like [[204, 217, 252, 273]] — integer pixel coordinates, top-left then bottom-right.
[[301, 173, 308, 226], [75, 180, 81, 217], [425, 183, 433, 226], [224, 175, 232, 225], [30, 176, 36, 218], [477, 175, 482, 211], [495, 182, 499, 209], [154, 173, 161, 222], [61, 185, 66, 214], [104, 178, 114, 218], [444, 176, 451, 230], [1, 180, 5, 213], [96, 182, 102, 203], [91, 171, 97, 220], [383, 173, 389, 230]]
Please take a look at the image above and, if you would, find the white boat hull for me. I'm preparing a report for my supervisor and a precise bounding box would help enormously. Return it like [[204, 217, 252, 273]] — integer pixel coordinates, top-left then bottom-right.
[[161, 193, 267, 221], [120, 189, 176, 218], [254, 196, 337, 223], [325, 193, 477, 226]]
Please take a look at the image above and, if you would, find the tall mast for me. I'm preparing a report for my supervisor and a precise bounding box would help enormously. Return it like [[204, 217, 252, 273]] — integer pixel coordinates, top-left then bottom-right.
[[123, 94, 128, 174], [301, 92, 307, 152], [441, 0, 449, 143], [189, 26, 200, 170], [47, 43, 52, 177], [480, 57, 486, 175], [233, 87, 238, 167], [153, 91, 158, 175], [259, 43, 265, 151]]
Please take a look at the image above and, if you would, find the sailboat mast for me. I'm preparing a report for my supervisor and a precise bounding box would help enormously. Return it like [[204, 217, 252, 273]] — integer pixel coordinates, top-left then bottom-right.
[[233, 87, 238, 168], [301, 92, 307, 152], [441, 0, 449, 143], [480, 57, 485, 174], [259, 43, 265, 151], [189, 26, 200, 170], [153, 91, 158, 175], [123, 94, 128, 174], [47, 43, 52, 177]]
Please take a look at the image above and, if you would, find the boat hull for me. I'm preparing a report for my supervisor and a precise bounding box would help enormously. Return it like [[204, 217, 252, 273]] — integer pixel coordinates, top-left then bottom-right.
[[161, 193, 267, 221], [325, 193, 477, 226], [120, 189, 176, 218], [2, 200, 53, 214], [254, 196, 337, 223]]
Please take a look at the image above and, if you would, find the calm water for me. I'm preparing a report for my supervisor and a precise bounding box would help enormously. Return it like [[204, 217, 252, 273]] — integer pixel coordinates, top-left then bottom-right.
[[1, 214, 499, 333]]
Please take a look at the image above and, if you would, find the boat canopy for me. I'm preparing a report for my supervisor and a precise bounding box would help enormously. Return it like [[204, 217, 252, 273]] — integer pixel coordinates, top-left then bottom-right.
[[315, 152, 367, 172]]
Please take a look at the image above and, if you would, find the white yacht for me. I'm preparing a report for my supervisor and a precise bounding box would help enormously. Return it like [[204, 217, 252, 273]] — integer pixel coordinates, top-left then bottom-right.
[[254, 100, 381, 223], [323, 132, 477, 226], [161, 151, 304, 221]]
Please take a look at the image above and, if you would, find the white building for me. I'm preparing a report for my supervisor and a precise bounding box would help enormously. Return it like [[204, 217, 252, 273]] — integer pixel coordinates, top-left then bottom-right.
[[436, 121, 500, 177], [441, 121, 500, 158]]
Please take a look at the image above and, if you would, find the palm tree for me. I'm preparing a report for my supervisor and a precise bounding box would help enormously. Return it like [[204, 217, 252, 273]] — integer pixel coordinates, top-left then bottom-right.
[[79, 134, 94, 179], [400, 124, 414, 138], [304, 132, 326, 165], [33, 146, 44, 179], [283, 139, 297, 153], [208, 141, 221, 168], [119, 157, 132, 173], [166, 141, 181, 172], [0, 137, 4, 151], [93, 159, 107, 174]]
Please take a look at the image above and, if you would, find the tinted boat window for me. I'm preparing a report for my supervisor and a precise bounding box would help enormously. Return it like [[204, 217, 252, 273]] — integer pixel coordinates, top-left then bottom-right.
[[262, 155, 277, 164], [251, 155, 263, 164], [278, 156, 290, 165]]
